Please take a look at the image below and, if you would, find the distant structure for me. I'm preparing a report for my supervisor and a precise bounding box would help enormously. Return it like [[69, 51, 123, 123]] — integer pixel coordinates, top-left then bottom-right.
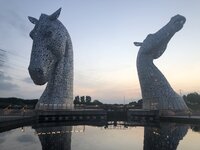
[[134, 15, 188, 114], [28, 8, 73, 109]]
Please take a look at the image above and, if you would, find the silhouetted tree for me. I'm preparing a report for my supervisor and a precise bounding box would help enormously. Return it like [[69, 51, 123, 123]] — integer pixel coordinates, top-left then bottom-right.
[[85, 96, 91, 104], [93, 100, 103, 105], [74, 96, 80, 105], [183, 92, 200, 111], [0, 97, 38, 109], [186, 92, 200, 104], [129, 101, 137, 105], [183, 95, 187, 101], [128, 99, 143, 108], [80, 96, 85, 104]]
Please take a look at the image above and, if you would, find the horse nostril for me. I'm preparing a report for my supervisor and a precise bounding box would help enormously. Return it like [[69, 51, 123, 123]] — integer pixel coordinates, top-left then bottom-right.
[[36, 68, 43, 74], [29, 67, 43, 76]]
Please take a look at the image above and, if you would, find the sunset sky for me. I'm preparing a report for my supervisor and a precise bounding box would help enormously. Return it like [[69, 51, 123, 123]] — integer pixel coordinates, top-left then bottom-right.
[[0, 0, 200, 103]]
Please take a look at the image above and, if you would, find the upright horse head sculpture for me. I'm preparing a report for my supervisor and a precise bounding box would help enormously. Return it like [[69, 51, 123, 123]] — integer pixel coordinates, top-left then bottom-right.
[[28, 8, 73, 109], [134, 15, 188, 114]]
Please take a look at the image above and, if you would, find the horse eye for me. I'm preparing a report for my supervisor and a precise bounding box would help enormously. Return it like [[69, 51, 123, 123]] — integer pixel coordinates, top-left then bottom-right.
[[29, 31, 38, 39], [44, 31, 52, 38]]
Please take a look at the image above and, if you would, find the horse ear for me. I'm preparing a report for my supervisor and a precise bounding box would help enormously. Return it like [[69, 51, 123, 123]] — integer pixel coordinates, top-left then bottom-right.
[[28, 16, 38, 24], [49, 8, 62, 20], [134, 42, 143, 47]]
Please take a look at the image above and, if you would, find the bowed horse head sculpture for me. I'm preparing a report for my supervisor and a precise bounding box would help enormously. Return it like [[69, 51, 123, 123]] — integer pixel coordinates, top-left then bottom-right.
[[134, 15, 188, 115], [28, 8, 73, 109], [134, 14, 186, 58]]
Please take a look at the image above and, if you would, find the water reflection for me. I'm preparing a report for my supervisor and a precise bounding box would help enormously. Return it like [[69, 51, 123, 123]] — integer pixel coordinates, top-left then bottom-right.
[[143, 123, 188, 150], [191, 125, 200, 133], [35, 126, 72, 150], [33, 122, 189, 150], [0, 121, 199, 150]]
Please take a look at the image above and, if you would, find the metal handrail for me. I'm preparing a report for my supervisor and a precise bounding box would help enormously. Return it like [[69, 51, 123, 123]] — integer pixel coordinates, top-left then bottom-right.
[[37, 103, 74, 110]]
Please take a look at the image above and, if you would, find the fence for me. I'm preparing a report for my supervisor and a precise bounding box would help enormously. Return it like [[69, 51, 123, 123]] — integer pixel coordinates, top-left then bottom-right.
[[0, 109, 35, 119], [37, 103, 74, 110]]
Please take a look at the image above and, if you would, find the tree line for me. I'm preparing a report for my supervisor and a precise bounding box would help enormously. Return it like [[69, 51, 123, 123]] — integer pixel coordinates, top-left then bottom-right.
[[73, 96, 103, 105], [183, 92, 200, 111], [0, 97, 38, 109], [0, 92, 200, 110]]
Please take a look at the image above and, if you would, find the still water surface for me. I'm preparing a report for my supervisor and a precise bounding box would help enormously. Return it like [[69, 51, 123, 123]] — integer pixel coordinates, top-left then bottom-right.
[[0, 123, 200, 150]]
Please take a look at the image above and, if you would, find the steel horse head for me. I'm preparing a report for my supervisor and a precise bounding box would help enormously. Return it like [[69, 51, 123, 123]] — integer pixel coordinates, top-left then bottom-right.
[[28, 8, 73, 109]]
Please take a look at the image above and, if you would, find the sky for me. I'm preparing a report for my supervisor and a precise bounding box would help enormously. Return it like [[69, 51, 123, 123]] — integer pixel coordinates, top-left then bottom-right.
[[0, 0, 200, 103]]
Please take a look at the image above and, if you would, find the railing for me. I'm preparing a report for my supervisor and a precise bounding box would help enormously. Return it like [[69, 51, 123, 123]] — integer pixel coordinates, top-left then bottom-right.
[[37, 103, 74, 110], [0, 109, 35, 117], [35, 126, 85, 135]]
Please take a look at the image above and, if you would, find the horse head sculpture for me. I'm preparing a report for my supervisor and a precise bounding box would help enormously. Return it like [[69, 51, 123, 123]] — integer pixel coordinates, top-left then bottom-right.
[[134, 15, 188, 114], [134, 15, 186, 59], [28, 8, 73, 109]]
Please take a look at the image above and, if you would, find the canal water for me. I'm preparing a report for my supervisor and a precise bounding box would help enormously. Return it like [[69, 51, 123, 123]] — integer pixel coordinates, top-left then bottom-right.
[[0, 122, 200, 150]]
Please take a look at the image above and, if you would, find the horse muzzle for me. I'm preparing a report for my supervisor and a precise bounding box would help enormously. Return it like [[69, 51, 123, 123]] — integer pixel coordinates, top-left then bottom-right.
[[28, 67, 47, 85]]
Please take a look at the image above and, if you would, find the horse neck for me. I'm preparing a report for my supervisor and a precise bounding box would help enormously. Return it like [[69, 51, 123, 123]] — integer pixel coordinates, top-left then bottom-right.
[[137, 52, 173, 95], [44, 38, 73, 100]]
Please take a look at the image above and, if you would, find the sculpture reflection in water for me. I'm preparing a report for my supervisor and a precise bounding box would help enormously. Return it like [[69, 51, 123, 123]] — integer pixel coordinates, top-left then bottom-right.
[[35, 126, 72, 150], [143, 123, 188, 150]]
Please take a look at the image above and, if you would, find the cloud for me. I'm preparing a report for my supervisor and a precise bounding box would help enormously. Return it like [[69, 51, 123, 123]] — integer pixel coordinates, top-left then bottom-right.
[[0, 72, 19, 91], [0, 73, 12, 81], [0, 9, 29, 37], [0, 81, 19, 91], [23, 77, 33, 84], [0, 49, 7, 68]]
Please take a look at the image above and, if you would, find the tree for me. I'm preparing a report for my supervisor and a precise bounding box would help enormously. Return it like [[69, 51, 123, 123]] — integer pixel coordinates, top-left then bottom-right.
[[183, 95, 187, 101], [183, 92, 200, 111], [129, 101, 137, 106], [93, 100, 103, 105], [74, 96, 80, 105], [80, 96, 85, 104], [85, 96, 92, 104], [128, 99, 143, 109], [186, 92, 200, 104]]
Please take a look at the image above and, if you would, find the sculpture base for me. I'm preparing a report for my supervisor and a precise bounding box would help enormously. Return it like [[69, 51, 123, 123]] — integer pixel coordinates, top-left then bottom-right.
[[159, 110, 190, 116], [35, 102, 74, 110]]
